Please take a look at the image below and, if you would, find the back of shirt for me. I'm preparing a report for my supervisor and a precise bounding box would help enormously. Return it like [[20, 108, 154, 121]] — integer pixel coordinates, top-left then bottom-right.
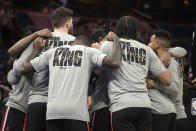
[[6, 44, 33, 112], [6, 75, 30, 113], [167, 58, 186, 118], [100, 38, 166, 112], [31, 45, 106, 122], [148, 88, 176, 114], [150, 58, 186, 116], [28, 33, 75, 104], [92, 70, 110, 111]]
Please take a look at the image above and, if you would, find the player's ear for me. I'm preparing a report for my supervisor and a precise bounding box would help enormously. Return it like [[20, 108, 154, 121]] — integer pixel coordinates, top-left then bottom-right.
[[66, 19, 72, 29], [64, 21, 69, 29], [154, 40, 161, 50]]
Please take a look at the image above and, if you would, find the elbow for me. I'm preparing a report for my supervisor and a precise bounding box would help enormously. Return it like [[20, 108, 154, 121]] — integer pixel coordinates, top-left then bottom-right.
[[20, 66, 26, 75], [7, 49, 12, 56], [114, 63, 121, 68], [167, 73, 172, 86], [164, 75, 172, 86], [165, 79, 172, 86], [20, 67, 25, 74], [7, 48, 14, 57], [8, 77, 20, 85], [20, 63, 35, 75], [20, 65, 27, 75], [112, 61, 121, 69]]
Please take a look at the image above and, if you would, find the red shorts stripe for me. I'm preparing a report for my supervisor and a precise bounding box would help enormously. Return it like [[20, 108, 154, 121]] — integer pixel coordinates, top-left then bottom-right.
[[87, 122, 90, 131], [22, 113, 27, 131], [111, 113, 114, 131], [91, 111, 96, 131], [1, 106, 10, 131]]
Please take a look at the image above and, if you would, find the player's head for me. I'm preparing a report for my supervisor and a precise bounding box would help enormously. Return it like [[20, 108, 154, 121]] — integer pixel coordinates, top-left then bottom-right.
[[73, 35, 92, 46], [116, 16, 139, 40], [52, 7, 73, 34], [149, 29, 172, 50], [91, 22, 112, 43], [90, 28, 110, 49], [91, 29, 105, 43]]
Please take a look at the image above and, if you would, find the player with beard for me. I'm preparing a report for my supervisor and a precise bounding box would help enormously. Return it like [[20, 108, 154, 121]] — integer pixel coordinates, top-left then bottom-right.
[[99, 16, 171, 131], [7, 7, 75, 131]]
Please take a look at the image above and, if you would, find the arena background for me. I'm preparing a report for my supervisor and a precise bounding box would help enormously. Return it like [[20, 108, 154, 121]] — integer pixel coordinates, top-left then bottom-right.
[[0, 0, 196, 130]]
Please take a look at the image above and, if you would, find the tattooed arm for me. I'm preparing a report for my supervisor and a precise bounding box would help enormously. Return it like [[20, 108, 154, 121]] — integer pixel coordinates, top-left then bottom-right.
[[8, 29, 51, 58], [102, 33, 121, 68], [21, 37, 46, 74]]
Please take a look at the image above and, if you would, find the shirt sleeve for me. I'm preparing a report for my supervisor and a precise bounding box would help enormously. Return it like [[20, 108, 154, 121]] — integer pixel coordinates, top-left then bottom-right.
[[7, 69, 21, 85], [99, 41, 113, 56], [30, 48, 54, 72], [88, 48, 107, 67], [155, 58, 179, 95], [169, 47, 187, 58], [148, 46, 167, 76], [13, 44, 33, 74]]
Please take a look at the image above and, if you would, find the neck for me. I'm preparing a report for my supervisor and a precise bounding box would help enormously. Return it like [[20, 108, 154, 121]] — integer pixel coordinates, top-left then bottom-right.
[[156, 47, 168, 58], [53, 27, 68, 34], [100, 39, 107, 45], [71, 42, 87, 47]]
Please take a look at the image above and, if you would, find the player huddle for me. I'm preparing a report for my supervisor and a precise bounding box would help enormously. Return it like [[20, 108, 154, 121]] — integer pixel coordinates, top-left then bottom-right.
[[1, 7, 188, 131]]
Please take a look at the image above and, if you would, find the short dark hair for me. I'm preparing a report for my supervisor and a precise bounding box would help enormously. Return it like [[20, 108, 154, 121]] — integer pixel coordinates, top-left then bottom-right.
[[154, 29, 172, 47], [91, 22, 112, 43], [51, 7, 73, 28], [90, 29, 104, 43], [116, 16, 139, 40], [74, 35, 92, 46]]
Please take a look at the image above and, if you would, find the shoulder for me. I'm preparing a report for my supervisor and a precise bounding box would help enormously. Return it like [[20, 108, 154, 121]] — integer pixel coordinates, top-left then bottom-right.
[[67, 34, 76, 40], [101, 41, 113, 47], [170, 57, 179, 66], [61, 34, 76, 41], [120, 38, 149, 48], [52, 32, 76, 40], [86, 47, 100, 52], [168, 57, 179, 72], [44, 46, 59, 54], [134, 40, 150, 49], [134, 40, 154, 55], [100, 41, 113, 51]]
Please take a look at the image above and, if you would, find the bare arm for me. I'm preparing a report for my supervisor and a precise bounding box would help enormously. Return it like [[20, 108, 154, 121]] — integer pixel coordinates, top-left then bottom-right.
[[20, 37, 46, 74], [102, 34, 121, 68], [8, 33, 38, 57], [157, 70, 171, 86], [8, 29, 51, 57], [156, 80, 178, 95]]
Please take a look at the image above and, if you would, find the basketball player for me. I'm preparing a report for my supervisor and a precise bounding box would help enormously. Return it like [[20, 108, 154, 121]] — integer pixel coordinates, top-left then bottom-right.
[[7, 7, 75, 131], [1, 28, 51, 131], [20, 33, 121, 131], [147, 29, 177, 131], [90, 29, 112, 131], [99, 16, 171, 131]]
